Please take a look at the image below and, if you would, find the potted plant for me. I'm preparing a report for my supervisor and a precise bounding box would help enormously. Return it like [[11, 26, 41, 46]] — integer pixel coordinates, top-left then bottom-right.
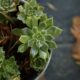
[[0, 0, 62, 80]]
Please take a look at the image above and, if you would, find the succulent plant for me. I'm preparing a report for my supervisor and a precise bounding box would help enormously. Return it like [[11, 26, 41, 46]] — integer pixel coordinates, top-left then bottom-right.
[[0, 0, 19, 13], [0, 47, 20, 80], [12, 0, 62, 71]]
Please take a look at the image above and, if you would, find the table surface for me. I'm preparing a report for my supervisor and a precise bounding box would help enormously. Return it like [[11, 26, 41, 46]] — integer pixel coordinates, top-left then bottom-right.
[[38, 0, 80, 80]]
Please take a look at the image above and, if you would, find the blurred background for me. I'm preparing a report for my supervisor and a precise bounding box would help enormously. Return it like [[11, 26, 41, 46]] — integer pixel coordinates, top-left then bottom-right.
[[38, 0, 80, 80]]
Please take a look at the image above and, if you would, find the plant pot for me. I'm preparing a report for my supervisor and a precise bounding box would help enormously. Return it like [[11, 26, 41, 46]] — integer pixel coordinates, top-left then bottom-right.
[[0, 0, 62, 80]]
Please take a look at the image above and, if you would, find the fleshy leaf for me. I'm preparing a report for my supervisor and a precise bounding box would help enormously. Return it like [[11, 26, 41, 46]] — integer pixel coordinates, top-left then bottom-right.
[[32, 16, 38, 27], [46, 18, 53, 28], [26, 16, 32, 27], [12, 28, 24, 36], [28, 39, 34, 47], [19, 6, 24, 13], [19, 35, 29, 44], [53, 27, 63, 36], [30, 47, 38, 57], [17, 13, 26, 24], [36, 41, 43, 48], [18, 44, 27, 53], [39, 50, 47, 60], [40, 43, 49, 52], [30, 0, 37, 8], [47, 40, 57, 49]]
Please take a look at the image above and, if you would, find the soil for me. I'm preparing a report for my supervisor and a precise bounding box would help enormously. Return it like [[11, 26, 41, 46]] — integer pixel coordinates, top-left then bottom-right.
[[0, 23, 10, 45]]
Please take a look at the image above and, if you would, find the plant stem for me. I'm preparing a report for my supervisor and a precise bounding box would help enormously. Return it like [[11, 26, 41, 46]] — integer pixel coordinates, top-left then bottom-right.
[[7, 40, 19, 54], [0, 12, 13, 22]]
